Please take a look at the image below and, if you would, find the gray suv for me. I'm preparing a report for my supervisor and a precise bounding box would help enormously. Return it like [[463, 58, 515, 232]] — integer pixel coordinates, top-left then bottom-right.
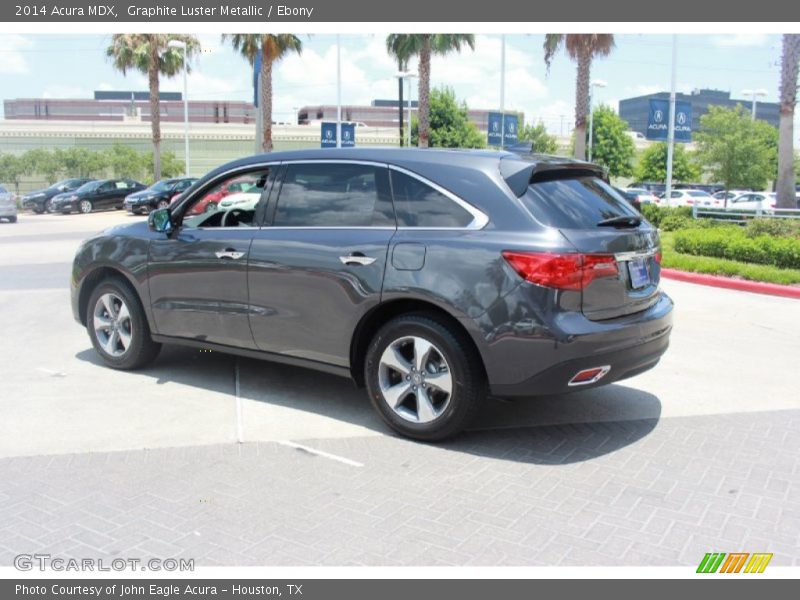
[[71, 149, 673, 440]]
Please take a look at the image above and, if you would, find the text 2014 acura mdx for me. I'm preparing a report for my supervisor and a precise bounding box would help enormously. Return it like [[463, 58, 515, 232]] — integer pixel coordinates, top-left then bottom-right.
[[71, 149, 673, 440]]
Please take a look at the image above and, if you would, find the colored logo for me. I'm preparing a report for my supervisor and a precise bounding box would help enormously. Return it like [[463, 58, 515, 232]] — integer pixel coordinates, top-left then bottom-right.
[[697, 552, 773, 574]]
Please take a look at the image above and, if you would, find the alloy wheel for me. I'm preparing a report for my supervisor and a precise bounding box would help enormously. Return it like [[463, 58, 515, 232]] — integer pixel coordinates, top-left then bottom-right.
[[378, 335, 453, 423], [93, 293, 133, 357], [79, 200, 93, 214]]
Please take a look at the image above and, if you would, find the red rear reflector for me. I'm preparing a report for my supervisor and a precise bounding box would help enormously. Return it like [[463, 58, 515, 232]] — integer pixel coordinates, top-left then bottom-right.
[[502, 251, 618, 291], [568, 366, 611, 386], [655, 251, 662, 265]]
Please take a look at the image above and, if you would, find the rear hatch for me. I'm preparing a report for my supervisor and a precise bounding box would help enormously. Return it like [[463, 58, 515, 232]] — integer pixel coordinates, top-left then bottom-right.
[[519, 168, 661, 321]]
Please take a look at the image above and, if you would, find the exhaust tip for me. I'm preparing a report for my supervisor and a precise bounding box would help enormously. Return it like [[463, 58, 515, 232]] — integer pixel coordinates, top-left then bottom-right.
[[568, 366, 611, 387]]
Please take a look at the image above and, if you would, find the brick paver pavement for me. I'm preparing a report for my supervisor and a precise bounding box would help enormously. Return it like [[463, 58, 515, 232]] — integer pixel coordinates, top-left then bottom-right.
[[1, 409, 798, 566]]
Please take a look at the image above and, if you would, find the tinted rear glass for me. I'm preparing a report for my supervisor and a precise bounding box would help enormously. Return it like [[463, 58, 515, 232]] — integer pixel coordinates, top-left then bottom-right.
[[274, 163, 394, 227], [521, 176, 640, 229], [390, 170, 473, 228]]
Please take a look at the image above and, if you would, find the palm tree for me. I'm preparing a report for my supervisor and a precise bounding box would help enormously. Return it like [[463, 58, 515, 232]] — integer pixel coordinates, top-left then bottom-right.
[[776, 34, 800, 210], [223, 34, 303, 152], [544, 34, 615, 161], [106, 34, 199, 180], [386, 34, 475, 148]]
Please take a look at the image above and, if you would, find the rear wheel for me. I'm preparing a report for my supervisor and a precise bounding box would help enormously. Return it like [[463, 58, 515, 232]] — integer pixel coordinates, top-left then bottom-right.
[[364, 313, 485, 441], [86, 278, 161, 370], [8, 216, 17, 223], [44, 199, 53, 213], [79, 200, 93, 214]]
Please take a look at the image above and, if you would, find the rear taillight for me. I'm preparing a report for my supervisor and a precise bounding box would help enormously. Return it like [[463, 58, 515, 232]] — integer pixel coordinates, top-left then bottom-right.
[[655, 251, 662, 264], [502, 251, 619, 291], [686, 199, 694, 205]]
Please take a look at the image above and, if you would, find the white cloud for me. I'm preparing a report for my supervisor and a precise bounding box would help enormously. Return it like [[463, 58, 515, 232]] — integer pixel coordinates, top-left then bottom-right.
[[0, 35, 32, 74], [710, 34, 769, 48]]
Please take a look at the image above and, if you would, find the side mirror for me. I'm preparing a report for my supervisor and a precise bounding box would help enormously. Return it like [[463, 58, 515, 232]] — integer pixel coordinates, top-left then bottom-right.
[[148, 208, 174, 234]]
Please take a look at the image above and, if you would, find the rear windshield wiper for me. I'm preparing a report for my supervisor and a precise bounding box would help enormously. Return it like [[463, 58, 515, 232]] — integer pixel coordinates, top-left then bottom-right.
[[597, 215, 642, 228]]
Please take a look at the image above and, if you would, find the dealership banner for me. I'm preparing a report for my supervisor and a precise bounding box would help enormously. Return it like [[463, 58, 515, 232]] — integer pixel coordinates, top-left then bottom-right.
[[646, 99, 693, 143], [487, 112, 519, 147], [321, 122, 356, 148], [2, 0, 798, 21]]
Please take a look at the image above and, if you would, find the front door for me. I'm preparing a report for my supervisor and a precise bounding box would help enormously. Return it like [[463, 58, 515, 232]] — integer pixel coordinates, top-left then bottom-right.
[[147, 166, 274, 349], [248, 161, 396, 367]]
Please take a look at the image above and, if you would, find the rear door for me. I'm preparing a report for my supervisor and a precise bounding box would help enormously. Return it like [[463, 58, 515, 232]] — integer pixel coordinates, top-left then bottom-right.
[[521, 174, 661, 321], [247, 161, 395, 367]]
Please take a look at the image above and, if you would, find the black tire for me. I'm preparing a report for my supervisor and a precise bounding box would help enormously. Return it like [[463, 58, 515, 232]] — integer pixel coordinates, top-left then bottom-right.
[[86, 277, 161, 370], [44, 199, 53, 213], [364, 312, 485, 441], [33, 207, 44, 214], [79, 200, 93, 214], [8, 216, 17, 223]]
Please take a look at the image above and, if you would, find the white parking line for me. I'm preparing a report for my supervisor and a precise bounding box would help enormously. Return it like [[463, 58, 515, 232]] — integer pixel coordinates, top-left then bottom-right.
[[235, 359, 244, 443], [276, 440, 364, 467], [35, 367, 66, 377]]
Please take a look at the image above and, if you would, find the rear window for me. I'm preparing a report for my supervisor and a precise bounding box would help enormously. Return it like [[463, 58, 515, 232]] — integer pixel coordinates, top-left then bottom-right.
[[521, 176, 640, 230]]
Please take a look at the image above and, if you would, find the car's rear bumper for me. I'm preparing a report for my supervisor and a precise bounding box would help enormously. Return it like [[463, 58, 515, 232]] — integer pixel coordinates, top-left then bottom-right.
[[469, 289, 674, 398], [489, 326, 670, 397], [0, 208, 17, 217]]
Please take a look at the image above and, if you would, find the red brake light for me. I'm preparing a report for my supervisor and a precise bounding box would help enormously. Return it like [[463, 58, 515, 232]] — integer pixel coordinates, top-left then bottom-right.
[[502, 251, 618, 291], [655, 251, 662, 264]]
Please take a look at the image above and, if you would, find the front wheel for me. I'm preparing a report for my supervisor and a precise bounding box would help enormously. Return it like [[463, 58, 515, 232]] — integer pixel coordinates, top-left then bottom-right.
[[86, 278, 161, 370], [156, 200, 170, 210], [364, 313, 485, 441], [44, 199, 53, 213], [205, 202, 217, 213], [79, 200, 93, 214], [8, 216, 17, 223]]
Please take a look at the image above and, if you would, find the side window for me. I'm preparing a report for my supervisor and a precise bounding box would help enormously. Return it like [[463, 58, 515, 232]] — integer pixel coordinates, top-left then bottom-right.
[[182, 168, 271, 228], [390, 170, 474, 228], [99, 182, 115, 193], [273, 163, 394, 227]]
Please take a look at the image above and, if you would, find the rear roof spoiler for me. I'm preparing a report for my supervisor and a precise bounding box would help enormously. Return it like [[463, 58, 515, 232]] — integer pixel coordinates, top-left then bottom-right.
[[500, 154, 607, 197]]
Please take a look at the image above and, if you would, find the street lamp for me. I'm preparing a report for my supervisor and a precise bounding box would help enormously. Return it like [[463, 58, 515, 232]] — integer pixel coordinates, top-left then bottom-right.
[[742, 88, 767, 120], [167, 39, 190, 176], [395, 71, 418, 147], [588, 79, 607, 163]]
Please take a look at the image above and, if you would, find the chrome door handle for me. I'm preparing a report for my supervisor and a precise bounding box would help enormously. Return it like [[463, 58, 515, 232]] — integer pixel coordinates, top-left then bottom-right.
[[215, 249, 245, 260], [339, 254, 376, 266]]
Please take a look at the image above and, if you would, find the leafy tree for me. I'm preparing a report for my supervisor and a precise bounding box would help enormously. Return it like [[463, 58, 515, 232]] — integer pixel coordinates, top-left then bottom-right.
[[107, 144, 146, 180], [634, 142, 701, 183], [411, 87, 485, 149], [584, 105, 634, 177], [518, 121, 558, 154], [777, 34, 800, 208], [107, 34, 200, 180], [58, 147, 109, 178], [695, 105, 778, 192], [386, 34, 475, 148], [146, 150, 183, 183], [22, 149, 62, 185], [0, 153, 27, 194], [544, 34, 615, 160], [223, 34, 302, 152]]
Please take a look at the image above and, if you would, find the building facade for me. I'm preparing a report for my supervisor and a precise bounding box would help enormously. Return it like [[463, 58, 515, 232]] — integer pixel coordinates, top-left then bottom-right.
[[619, 88, 780, 135], [4, 90, 256, 124], [298, 99, 513, 132]]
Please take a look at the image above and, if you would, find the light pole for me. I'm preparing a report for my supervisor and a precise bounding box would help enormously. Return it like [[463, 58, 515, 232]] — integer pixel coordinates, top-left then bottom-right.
[[587, 79, 606, 162], [167, 40, 190, 176], [336, 34, 342, 148], [742, 88, 767, 120], [395, 71, 418, 147], [500, 34, 506, 148]]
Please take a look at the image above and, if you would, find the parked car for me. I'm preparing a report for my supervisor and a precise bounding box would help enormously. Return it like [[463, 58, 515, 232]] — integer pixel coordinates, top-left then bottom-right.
[[726, 192, 776, 213], [712, 190, 749, 205], [0, 185, 18, 223], [123, 177, 197, 215], [630, 182, 666, 196], [52, 179, 146, 214], [217, 173, 270, 212], [664, 189, 715, 207], [71, 149, 673, 441], [185, 175, 261, 215], [612, 187, 642, 212], [625, 188, 661, 205], [21, 178, 95, 214]]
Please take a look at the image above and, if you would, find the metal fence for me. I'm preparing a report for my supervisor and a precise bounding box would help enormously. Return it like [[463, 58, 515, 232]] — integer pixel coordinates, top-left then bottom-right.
[[693, 204, 800, 222]]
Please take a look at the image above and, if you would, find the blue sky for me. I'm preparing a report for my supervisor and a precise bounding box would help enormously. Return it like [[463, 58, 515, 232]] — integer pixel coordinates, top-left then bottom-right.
[[0, 33, 788, 134]]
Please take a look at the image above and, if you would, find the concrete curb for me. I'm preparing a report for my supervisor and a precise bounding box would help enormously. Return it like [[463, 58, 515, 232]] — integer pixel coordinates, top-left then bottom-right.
[[661, 268, 800, 300]]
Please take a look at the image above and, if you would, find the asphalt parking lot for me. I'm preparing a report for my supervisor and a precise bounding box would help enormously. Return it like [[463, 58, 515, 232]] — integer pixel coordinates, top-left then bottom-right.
[[0, 210, 798, 566]]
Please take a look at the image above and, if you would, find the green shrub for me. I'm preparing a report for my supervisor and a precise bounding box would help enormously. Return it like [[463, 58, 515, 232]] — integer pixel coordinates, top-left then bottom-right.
[[659, 214, 694, 231], [640, 205, 692, 228], [674, 226, 800, 269], [745, 218, 800, 239]]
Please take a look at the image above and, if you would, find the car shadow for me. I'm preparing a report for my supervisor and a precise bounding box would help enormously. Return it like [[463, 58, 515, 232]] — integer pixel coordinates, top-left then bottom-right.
[[75, 344, 662, 464]]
